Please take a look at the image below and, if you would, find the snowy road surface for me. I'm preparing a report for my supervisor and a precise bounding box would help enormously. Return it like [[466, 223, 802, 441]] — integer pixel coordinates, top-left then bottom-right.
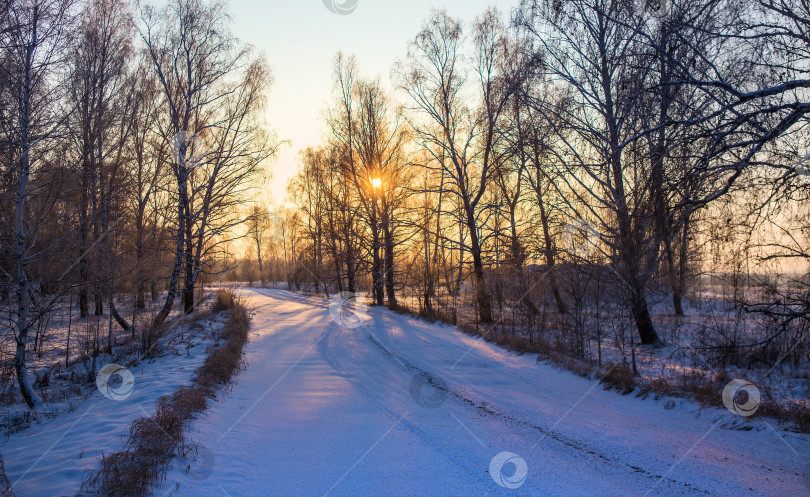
[[150, 288, 808, 497]]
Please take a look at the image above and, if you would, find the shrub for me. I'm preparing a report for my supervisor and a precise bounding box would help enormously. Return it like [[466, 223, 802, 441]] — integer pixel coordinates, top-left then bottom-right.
[[600, 364, 636, 394], [212, 288, 236, 312]]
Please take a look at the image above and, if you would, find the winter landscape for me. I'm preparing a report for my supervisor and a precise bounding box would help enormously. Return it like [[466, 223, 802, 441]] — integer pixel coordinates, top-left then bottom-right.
[[1, 0, 809, 496]]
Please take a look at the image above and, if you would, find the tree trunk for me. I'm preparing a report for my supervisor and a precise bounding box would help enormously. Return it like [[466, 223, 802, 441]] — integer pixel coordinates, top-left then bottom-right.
[[630, 281, 659, 345], [672, 281, 684, 316], [346, 252, 356, 293], [92, 163, 102, 317], [466, 204, 492, 323], [675, 213, 692, 315], [182, 187, 195, 314], [135, 272, 145, 309], [370, 202, 383, 306], [603, 50, 660, 346], [371, 238, 383, 306], [382, 209, 397, 308], [153, 172, 187, 328], [135, 212, 146, 309], [14, 26, 42, 409], [664, 235, 684, 316], [256, 241, 265, 287], [94, 291, 103, 316], [533, 172, 567, 315], [79, 177, 89, 318]]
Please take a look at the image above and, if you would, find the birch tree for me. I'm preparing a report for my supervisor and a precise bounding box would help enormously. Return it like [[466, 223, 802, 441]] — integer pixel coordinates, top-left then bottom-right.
[[398, 9, 522, 323], [138, 0, 272, 322], [518, 0, 663, 344], [0, 0, 75, 408]]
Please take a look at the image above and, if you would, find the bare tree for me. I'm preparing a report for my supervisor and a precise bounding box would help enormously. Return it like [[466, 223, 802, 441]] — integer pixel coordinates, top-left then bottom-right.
[[69, 0, 135, 345], [246, 204, 271, 287], [0, 0, 75, 407], [398, 9, 522, 323], [138, 0, 272, 322], [518, 0, 664, 344]]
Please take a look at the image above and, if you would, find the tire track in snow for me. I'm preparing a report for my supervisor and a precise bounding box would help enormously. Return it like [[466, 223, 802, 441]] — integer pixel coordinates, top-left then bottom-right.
[[363, 330, 714, 497]]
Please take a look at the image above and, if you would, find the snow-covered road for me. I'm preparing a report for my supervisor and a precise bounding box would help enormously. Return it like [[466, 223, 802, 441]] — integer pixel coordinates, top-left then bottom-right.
[[157, 288, 807, 497]]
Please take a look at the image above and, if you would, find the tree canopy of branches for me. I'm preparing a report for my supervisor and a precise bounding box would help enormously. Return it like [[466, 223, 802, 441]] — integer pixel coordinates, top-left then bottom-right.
[[285, 0, 810, 359], [0, 0, 276, 408]]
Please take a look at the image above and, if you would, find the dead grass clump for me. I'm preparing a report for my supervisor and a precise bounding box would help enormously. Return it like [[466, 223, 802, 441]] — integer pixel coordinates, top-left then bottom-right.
[[600, 363, 637, 394], [676, 371, 725, 407], [0, 453, 13, 497], [82, 294, 250, 496], [398, 298, 810, 433], [126, 415, 180, 458], [643, 371, 727, 408], [220, 300, 249, 344], [638, 372, 810, 433], [162, 385, 209, 421], [212, 288, 236, 312], [495, 334, 537, 354], [196, 346, 239, 388], [785, 401, 810, 432], [0, 363, 19, 407], [196, 298, 249, 390], [547, 351, 595, 378], [754, 395, 810, 433], [418, 306, 457, 325], [84, 450, 156, 497]]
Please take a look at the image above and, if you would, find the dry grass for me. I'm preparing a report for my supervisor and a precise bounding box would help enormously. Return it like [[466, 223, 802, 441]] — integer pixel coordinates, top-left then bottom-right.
[[397, 300, 810, 433], [637, 370, 810, 432], [492, 325, 810, 432], [785, 401, 810, 432], [211, 288, 237, 312], [599, 364, 637, 394], [0, 453, 13, 497], [82, 289, 250, 496]]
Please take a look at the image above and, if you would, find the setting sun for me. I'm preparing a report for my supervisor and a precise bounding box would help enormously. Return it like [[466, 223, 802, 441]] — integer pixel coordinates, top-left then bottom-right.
[[371, 177, 382, 189]]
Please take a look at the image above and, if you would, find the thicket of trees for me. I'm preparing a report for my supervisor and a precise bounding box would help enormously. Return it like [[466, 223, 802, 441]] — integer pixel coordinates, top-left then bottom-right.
[[5, 0, 810, 410], [0, 0, 274, 408], [271, 0, 810, 368]]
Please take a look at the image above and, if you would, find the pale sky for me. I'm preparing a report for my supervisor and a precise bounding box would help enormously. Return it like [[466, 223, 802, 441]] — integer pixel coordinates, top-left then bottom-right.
[[227, 0, 499, 204]]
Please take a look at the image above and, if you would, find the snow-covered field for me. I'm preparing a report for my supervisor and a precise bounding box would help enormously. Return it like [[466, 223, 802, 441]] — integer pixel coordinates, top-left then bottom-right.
[[145, 288, 808, 497], [0, 307, 226, 496], [0, 292, 193, 417]]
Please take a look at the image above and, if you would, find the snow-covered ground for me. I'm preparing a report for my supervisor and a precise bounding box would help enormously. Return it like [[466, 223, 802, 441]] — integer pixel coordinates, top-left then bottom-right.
[[0, 309, 226, 496], [153, 288, 809, 497]]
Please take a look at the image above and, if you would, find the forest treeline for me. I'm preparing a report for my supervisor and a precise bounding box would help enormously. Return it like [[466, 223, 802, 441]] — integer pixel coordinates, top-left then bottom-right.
[[0, 0, 274, 408], [265, 0, 810, 370]]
